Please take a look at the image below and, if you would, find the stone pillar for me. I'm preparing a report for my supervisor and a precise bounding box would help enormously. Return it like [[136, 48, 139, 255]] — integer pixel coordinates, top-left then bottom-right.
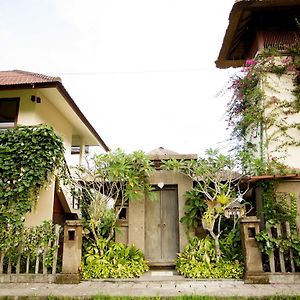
[[59, 220, 82, 283], [240, 216, 268, 284]]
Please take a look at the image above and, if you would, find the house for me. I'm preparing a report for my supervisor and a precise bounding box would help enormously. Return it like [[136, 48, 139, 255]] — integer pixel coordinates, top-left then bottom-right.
[[115, 147, 197, 266], [215, 0, 300, 186], [0, 70, 109, 227], [216, 0, 300, 170], [216, 0, 300, 277]]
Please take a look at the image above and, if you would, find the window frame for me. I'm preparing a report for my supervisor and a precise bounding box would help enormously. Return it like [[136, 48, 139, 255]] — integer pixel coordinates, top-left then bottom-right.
[[0, 97, 20, 128]]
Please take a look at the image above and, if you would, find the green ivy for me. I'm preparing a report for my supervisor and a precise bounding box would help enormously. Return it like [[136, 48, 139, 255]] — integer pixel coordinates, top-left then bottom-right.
[[0, 125, 66, 255], [259, 180, 297, 225], [255, 180, 300, 266]]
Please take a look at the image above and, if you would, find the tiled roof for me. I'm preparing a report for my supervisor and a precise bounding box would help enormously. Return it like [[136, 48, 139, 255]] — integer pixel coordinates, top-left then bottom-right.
[[0, 69, 110, 151], [0, 70, 61, 86]]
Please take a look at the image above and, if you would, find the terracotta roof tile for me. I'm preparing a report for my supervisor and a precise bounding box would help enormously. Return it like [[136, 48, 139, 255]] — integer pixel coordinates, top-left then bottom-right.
[[0, 70, 61, 86], [0, 69, 109, 151]]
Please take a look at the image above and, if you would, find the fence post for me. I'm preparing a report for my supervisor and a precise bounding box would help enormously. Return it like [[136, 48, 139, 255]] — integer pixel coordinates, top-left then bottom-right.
[[240, 216, 268, 284], [52, 224, 60, 275], [58, 220, 82, 284]]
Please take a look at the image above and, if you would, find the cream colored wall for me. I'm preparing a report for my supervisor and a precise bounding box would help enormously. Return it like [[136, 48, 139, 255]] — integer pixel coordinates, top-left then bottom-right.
[[262, 70, 300, 169], [19, 91, 73, 163], [25, 181, 55, 227], [276, 180, 300, 235], [0, 90, 76, 226], [1, 90, 73, 159], [127, 170, 193, 253]]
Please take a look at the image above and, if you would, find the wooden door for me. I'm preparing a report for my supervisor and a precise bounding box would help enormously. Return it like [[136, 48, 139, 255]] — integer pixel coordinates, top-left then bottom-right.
[[145, 185, 179, 265]]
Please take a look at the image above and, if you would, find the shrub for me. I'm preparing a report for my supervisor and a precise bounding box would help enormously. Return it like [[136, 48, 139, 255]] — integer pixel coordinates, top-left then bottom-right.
[[176, 236, 244, 279], [81, 239, 149, 279]]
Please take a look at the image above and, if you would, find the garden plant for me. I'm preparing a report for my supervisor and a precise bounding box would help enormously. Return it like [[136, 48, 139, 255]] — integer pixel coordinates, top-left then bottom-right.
[[0, 125, 66, 273], [163, 149, 246, 278], [70, 149, 154, 278], [227, 45, 300, 269]]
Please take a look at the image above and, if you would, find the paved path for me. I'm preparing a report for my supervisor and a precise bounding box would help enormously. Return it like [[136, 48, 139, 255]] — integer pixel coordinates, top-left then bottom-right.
[[1, 279, 300, 298]]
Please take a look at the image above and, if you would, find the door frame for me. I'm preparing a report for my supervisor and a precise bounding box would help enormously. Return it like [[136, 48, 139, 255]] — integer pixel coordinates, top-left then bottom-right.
[[145, 184, 179, 266]]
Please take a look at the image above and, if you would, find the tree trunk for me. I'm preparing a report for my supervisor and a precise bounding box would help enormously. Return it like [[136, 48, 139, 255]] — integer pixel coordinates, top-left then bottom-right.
[[26, 255, 30, 274], [0, 251, 5, 274], [105, 202, 125, 244], [208, 228, 221, 262]]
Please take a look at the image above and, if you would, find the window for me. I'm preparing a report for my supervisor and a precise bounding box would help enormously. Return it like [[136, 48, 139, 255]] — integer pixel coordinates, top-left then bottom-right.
[[0, 98, 20, 128], [71, 145, 89, 155]]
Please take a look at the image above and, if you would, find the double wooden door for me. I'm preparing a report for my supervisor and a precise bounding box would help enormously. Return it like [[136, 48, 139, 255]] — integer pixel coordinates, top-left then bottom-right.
[[145, 185, 179, 265]]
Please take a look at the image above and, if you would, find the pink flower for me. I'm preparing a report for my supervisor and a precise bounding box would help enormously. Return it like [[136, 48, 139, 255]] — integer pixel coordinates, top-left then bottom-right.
[[245, 59, 257, 66]]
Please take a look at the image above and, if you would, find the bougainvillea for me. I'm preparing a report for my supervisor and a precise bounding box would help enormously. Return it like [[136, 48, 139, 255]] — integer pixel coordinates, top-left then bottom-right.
[[227, 49, 300, 174]]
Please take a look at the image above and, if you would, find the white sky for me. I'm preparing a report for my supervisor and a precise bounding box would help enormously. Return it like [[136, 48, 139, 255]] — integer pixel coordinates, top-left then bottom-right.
[[1, 0, 236, 156]]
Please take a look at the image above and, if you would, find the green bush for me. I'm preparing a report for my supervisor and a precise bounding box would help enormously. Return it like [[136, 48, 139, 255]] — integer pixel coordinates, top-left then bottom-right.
[[176, 236, 244, 279], [81, 239, 149, 279]]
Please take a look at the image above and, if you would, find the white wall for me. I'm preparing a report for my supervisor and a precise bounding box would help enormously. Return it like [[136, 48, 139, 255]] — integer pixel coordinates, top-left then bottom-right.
[[261, 71, 300, 169]]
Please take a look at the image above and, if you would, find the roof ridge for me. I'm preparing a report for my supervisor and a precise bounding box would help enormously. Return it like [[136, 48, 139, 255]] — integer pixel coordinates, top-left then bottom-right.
[[12, 69, 62, 82]]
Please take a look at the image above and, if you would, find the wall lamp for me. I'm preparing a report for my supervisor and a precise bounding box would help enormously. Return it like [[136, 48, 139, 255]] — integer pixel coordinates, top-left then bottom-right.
[[31, 95, 41, 103]]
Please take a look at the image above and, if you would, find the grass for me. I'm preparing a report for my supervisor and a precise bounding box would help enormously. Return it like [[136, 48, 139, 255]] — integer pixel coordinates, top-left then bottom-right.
[[2, 296, 300, 300]]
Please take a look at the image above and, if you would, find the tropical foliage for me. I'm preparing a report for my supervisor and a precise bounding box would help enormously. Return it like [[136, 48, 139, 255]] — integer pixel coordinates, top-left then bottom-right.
[[227, 46, 300, 271], [176, 236, 243, 279], [0, 125, 65, 272], [227, 49, 300, 175], [70, 149, 154, 278], [81, 238, 149, 279], [255, 180, 300, 268], [163, 149, 246, 262]]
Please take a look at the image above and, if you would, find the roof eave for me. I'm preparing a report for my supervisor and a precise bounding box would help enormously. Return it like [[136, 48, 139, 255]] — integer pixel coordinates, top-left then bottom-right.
[[55, 82, 110, 152], [216, 0, 300, 69], [216, 1, 247, 69], [0, 82, 110, 152]]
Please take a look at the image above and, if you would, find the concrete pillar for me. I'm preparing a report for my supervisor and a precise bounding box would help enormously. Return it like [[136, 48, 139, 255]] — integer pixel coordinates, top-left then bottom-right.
[[240, 216, 268, 283], [62, 220, 82, 274]]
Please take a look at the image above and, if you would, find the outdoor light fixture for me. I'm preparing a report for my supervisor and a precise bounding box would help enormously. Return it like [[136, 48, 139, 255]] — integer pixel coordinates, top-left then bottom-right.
[[224, 198, 246, 219], [31, 95, 42, 103], [157, 182, 164, 189]]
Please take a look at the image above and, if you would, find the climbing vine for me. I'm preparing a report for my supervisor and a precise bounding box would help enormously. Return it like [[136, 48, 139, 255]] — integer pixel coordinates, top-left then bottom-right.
[[255, 180, 300, 268], [0, 125, 66, 265], [0, 125, 66, 215], [228, 48, 300, 174]]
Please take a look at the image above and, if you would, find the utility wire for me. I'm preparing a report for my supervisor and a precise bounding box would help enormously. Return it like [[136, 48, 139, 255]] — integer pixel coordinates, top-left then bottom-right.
[[49, 67, 223, 76]]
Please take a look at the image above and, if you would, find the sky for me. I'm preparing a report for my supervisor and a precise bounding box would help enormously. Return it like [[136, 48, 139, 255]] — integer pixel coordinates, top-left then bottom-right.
[[0, 0, 237, 156]]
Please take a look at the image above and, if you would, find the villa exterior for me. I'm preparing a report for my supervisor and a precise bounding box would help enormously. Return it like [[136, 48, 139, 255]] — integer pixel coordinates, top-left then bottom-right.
[[0, 70, 109, 227], [115, 147, 197, 266], [216, 0, 300, 279], [217, 0, 300, 170]]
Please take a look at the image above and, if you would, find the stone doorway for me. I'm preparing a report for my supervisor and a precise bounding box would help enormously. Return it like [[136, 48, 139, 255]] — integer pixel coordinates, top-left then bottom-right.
[[145, 185, 179, 266]]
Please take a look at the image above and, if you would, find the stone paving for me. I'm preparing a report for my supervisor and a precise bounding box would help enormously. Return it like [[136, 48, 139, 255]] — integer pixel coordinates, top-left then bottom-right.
[[1, 278, 300, 298]]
